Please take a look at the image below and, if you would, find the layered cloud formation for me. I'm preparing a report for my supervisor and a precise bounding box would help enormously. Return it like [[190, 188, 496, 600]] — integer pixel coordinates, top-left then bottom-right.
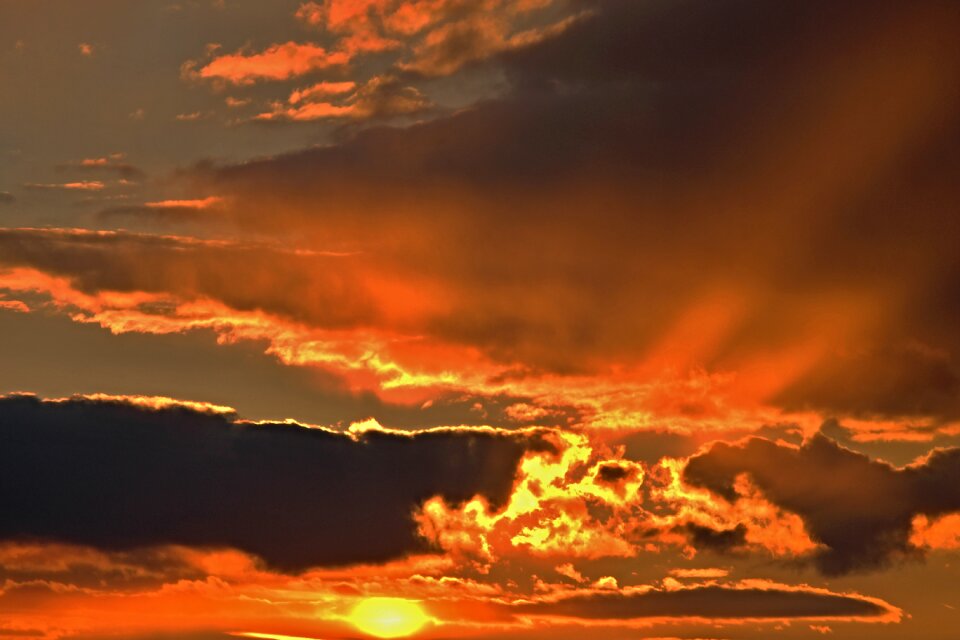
[[2, 1, 960, 639]]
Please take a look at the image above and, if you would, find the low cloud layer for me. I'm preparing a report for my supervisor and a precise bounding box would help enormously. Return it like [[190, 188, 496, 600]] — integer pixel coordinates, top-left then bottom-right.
[[514, 583, 896, 622]]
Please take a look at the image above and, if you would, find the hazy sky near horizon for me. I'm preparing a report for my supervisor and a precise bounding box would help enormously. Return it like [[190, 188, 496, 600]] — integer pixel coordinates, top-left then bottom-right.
[[1, 1, 960, 639]]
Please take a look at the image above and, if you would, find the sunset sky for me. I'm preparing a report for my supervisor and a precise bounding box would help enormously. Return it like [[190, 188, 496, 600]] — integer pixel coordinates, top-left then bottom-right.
[[1, 1, 960, 639]]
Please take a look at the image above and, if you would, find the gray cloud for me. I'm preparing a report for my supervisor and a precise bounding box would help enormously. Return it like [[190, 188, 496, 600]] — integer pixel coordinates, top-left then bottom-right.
[[0, 394, 550, 571], [513, 584, 894, 620], [684, 434, 960, 575]]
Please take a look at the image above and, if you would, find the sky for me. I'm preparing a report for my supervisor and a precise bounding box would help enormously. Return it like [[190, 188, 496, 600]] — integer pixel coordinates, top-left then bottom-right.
[[1, 1, 959, 639]]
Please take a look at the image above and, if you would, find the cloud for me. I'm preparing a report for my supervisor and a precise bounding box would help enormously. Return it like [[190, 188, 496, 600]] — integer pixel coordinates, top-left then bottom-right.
[[99, 197, 226, 223], [398, 7, 582, 77], [0, 192, 14, 204], [168, 0, 960, 429], [292, 0, 578, 73], [0, 228, 381, 330], [296, 0, 402, 55], [683, 434, 960, 574], [56, 156, 145, 181], [175, 111, 213, 121], [7, 1, 960, 439], [288, 80, 357, 103], [775, 342, 960, 422], [255, 75, 430, 122], [185, 42, 350, 85], [512, 582, 898, 622], [23, 182, 105, 192], [0, 394, 549, 571], [682, 523, 748, 555]]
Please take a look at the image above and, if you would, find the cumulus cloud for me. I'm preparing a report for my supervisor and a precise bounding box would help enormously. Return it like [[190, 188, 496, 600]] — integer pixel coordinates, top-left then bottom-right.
[[684, 434, 960, 575], [0, 394, 548, 570]]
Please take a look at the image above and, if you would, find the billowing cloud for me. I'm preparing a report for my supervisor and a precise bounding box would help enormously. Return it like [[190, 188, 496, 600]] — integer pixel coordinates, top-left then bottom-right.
[[684, 434, 960, 574], [0, 394, 548, 570]]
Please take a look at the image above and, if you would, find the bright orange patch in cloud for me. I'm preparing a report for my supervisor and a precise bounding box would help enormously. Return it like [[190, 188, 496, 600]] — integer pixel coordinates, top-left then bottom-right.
[[24, 181, 105, 191], [144, 196, 224, 209], [910, 513, 960, 550]]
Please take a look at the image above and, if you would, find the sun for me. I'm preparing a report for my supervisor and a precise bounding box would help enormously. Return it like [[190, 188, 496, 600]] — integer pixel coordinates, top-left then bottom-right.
[[348, 597, 431, 638]]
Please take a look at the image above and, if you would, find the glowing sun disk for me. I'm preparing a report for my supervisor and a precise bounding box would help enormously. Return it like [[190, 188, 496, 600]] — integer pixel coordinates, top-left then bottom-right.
[[348, 597, 430, 638]]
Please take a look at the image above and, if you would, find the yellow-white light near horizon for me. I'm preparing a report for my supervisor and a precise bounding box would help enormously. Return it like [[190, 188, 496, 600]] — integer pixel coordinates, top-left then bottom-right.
[[348, 597, 430, 638]]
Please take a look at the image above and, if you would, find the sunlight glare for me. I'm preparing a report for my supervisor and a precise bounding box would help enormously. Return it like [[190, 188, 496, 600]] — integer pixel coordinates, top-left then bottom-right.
[[348, 597, 430, 638]]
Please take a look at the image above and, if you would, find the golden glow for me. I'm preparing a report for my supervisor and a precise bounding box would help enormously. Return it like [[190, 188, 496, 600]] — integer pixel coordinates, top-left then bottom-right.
[[348, 597, 430, 638]]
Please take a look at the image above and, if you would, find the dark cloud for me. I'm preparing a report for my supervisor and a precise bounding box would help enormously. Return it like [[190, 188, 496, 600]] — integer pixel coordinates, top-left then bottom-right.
[[174, 0, 960, 401], [1, 1, 958, 432], [0, 228, 379, 329], [775, 342, 960, 421], [818, 418, 960, 467], [596, 463, 631, 483], [617, 430, 701, 464], [683, 434, 960, 575], [682, 523, 748, 555], [0, 395, 549, 571], [514, 584, 892, 620], [0, 191, 14, 204]]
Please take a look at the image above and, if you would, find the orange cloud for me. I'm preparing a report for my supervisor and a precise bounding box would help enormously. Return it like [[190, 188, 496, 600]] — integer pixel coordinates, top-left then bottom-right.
[[289, 80, 357, 103], [910, 513, 960, 550], [189, 42, 351, 84], [256, 75, 429, 121], [145, 196, 224, 209], [23, 181, 105, 191]]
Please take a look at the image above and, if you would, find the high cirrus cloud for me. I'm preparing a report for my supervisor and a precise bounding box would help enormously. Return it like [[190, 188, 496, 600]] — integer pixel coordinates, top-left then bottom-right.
[[0, 394, 549, 571]]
